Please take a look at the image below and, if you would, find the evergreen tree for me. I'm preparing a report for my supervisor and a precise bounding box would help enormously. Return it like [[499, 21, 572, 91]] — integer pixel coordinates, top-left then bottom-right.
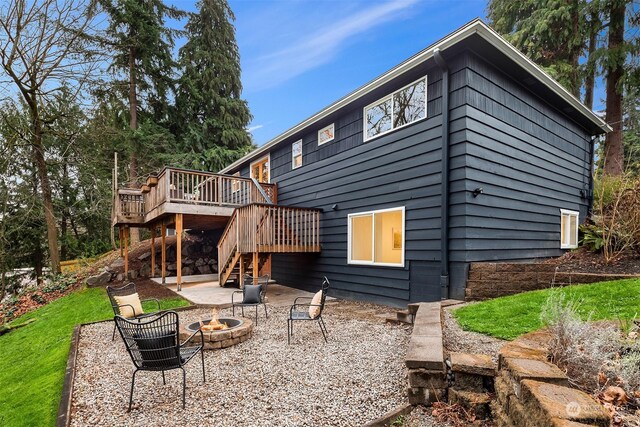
[[175, 0, 253, 172], [99, 0, 185, 242]]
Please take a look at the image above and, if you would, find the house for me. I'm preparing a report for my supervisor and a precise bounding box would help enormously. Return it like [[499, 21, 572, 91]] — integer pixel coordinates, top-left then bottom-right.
[[216, 19, 610, 306]]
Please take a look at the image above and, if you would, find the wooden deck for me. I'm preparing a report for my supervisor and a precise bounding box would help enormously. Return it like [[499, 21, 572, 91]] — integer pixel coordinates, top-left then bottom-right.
[[112, 167, 276, 227]]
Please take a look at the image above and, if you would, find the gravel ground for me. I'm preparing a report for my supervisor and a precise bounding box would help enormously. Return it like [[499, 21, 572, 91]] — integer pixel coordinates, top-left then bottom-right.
[[442, 304, 506, 360], [70, 303, 411, 427]]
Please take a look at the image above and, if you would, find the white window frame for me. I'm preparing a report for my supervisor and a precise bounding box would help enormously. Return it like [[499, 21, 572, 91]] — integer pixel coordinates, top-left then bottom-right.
[[560, 209, 579, 249], [363, 76, 428, 142], [291, 139, 303, 169], [347, 206, 405, 267], [318, 123, 335, 146], [231, 171, 241, 193], [250, 154, 270, 183]]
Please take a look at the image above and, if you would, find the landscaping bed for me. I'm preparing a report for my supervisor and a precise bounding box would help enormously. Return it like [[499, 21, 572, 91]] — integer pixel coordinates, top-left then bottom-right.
[[544, 247, 640, 274], [70, 304, 411, 427]]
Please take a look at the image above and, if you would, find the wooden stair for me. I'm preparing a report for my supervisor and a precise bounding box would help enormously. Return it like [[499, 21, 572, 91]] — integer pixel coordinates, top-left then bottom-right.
[[217, 203, 321, 286]]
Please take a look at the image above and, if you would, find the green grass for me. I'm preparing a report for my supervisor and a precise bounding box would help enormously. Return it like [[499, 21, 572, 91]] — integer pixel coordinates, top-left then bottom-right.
[[454, 279, 640, 340], [0, 287, 188, 427]]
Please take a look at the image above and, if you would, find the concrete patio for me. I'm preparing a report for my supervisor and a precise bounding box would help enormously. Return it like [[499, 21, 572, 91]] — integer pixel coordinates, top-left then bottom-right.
[[151, 275, 327, 308]]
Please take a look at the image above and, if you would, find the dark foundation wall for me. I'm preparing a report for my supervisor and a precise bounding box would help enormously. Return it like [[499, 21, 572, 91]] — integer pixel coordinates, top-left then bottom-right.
[[448, 51, 594, 296]]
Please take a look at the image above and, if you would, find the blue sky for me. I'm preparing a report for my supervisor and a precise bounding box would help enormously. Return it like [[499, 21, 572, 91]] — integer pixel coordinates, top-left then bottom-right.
[[176, 0, 605, 146], [229, 0, 488, 145]]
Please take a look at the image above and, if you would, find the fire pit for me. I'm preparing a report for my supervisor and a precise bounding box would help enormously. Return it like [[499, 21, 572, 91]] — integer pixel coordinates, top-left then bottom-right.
[[179, 311, 253, 350]]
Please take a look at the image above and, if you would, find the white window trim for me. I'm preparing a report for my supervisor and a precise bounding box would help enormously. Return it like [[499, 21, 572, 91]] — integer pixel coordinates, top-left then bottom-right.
[[291, 139, 302, 169], [347, 206, 405, 267], [363, 76, 428, 142], [231, 171, 241, 193], [560, 209, 579, 249], [250, 153, 270, 183], [318, 123, 335, 146]]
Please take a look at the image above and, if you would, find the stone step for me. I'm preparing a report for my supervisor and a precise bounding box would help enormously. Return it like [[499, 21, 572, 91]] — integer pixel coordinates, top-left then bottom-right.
[[448, 388, 492, 420], [396, 309, 414, 324], [407, 303, 420, 315], [450, 352, 497, 376]]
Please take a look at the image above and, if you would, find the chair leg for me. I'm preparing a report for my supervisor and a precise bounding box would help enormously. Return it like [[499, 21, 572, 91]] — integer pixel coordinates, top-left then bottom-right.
[[318, 318, 328, 343], [263, 303, 268, 319], [162, 370, 166, 385], [128, 369, 138, 412], [287, 319, 291, 344], [232, 305, 236, 316], [241, 306, 244, 317], [181, 367, 187, 409], [255, 305, 258, 326], [112, 322, 117, 341], [200, 349, 206, 383]]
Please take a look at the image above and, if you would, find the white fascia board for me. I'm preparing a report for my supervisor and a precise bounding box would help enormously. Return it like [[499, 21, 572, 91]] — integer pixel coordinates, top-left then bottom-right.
[[222, 19, 609, 174]]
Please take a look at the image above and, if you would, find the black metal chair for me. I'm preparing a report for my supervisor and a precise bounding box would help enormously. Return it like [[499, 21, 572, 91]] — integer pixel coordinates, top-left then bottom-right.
[[106, 282, 162, 340], [114, 311, 206, 411], [287, 277, 330, 344], [232, 274, 269, 325]]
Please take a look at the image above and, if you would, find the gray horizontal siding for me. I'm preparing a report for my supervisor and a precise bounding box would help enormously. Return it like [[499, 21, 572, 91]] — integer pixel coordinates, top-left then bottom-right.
[[451, 52, 592, 267]]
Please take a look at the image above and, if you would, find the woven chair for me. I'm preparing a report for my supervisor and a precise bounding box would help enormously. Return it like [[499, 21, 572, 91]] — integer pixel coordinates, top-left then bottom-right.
[[106, 282, 162, 340], [114, 311, 205, 410], [232, 274, 269, 325], [287, 277, 330, 344]]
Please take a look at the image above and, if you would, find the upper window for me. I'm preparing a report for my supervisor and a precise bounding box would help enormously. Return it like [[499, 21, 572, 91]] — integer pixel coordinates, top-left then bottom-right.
[[560, 209, 579, 249], [348, 207, 405, 267], [318, 123, 335, 145], [292, 140, 302, 169], [364, 76, 427, 141]]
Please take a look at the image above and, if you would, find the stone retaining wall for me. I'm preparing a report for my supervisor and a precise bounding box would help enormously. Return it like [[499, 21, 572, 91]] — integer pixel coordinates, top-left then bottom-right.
[[466, 262, 640, 300]]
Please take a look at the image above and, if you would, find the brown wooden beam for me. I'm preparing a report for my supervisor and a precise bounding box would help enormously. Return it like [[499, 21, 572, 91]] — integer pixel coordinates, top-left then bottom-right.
[[124, 227, 129, 277], [253, 252, 259, 279], [150, 226, 156, 278], [161, 223, 166, 285], [119, 227, 123, 257], [176, 213, 183, 291]]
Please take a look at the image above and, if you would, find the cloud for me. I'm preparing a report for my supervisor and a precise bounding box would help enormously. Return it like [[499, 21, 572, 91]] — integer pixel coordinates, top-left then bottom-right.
[[247, 124, 264, 132], [243, 0, 419, 93]]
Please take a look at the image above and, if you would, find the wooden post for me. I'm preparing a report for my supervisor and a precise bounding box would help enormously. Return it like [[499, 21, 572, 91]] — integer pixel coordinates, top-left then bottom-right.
[[239, 254, 244, 287], [119, 227, 123, 257], [161, 223, 166, 285], [176, 214, 183, 291], [253, 252, 259, 279], [124, 227, 129, 277], [150, 226, 156, 278]]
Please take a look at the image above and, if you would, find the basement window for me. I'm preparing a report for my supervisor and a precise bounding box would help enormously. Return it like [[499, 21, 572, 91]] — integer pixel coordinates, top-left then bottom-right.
[[292, 140, 302, 169], [560, 209, 579, 249], [348, 207, 405, 267], [364, 76, 427, 141]]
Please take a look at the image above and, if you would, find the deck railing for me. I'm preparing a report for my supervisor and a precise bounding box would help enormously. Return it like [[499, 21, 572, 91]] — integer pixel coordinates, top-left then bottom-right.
[[114, 167, 277, 225]]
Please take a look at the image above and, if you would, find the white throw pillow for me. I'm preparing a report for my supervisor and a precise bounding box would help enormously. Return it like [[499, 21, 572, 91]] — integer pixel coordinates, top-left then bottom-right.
[[114, 293, 144, 318], [308, 290, 323, 319]]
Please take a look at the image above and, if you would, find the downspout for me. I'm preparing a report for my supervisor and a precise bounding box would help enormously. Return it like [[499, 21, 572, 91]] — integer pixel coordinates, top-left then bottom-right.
[[587, 135, 596, 218], [434, 48, 450, 299]]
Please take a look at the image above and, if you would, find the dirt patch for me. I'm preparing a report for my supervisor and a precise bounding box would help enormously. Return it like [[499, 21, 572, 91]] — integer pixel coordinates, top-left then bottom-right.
[[543, 247, 640, 275]]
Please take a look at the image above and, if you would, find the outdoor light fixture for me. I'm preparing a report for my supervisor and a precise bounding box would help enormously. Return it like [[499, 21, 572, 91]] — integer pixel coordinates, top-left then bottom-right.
[[331, 204, 338, 210], [472, 187, 483, 197]]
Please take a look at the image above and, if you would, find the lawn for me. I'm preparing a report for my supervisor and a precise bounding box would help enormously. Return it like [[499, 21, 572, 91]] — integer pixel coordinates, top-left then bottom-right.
[[0, 287, 188, 427], [454, 279, 640, 340]]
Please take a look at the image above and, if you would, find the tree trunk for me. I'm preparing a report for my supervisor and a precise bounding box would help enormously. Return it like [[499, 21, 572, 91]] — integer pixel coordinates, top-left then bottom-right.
[[30, 104, 61, 273], [569, 5, 581, 98], [583, 12, 599, 109], [603, 1, 625, 176], [128, 45, 140, 243], [61, 163, 68, 260]]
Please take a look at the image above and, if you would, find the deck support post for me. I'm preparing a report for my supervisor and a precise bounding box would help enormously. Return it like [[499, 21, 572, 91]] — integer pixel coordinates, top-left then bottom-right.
[[176, 214, 183, 292], [239, 254, 244, 287], [119, 227, 123, 257], [252, 252, 259, 279], [161, 223, 166, 285], [124, 226, 129, 277], [150, 226, 156, 278]]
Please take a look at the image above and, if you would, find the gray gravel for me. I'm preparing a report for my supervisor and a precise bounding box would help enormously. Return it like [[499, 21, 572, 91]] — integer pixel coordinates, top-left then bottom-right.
[[70, 303, 411, 427], [442, 303, 506, 360]]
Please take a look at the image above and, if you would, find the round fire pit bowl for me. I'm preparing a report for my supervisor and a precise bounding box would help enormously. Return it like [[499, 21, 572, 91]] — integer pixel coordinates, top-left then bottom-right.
[[179, 317, 253, 350]]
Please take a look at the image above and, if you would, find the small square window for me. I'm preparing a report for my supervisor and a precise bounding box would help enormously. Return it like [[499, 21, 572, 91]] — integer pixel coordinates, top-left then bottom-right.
[[318, 123, 335, 145], [560, 209, 579, 249], [292, 140, 302, 169]]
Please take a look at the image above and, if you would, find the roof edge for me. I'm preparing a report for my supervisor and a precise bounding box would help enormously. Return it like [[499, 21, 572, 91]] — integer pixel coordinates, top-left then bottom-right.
[[222, 19, 610, 174]]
